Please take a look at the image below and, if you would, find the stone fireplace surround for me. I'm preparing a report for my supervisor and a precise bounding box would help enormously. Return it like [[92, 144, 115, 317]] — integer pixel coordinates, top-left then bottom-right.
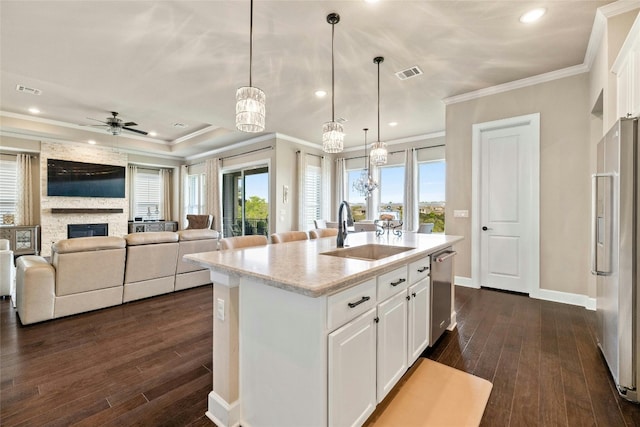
[[40, 142, 128, 257]]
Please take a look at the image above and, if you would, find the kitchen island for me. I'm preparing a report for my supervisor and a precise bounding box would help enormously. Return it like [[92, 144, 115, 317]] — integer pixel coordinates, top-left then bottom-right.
[[185, 231, 463, 427]]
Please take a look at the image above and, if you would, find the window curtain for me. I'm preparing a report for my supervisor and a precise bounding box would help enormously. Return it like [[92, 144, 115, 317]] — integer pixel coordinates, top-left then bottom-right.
[[15, 154, 33, 225], [296, 151, 305, 230], [205, 158, 221, 232], [403, 148, 418, 231], [160, 169, 172, 221], [128, 165, 138, 220], [321, 156, 331, 221], [180, 165, 188, 229], [335, 158, 346, 218]]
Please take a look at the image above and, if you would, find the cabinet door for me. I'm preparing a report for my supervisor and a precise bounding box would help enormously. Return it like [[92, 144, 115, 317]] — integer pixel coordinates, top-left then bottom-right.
[[408, 278, 430, 366], [617, 61, 631, 119], [376, 291, 408, 403], [328, 308, 377, 427]]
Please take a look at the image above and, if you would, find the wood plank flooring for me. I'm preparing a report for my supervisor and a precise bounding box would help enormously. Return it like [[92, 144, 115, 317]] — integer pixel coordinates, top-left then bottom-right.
[[2, 284, 640, 426]]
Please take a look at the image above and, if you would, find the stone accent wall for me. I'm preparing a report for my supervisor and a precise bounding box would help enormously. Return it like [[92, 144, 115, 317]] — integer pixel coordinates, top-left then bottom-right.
[[40, 142, 128, 257]]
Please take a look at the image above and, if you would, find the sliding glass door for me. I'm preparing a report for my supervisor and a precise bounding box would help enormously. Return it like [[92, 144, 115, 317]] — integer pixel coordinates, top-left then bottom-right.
[[222, 166, 269, 237]]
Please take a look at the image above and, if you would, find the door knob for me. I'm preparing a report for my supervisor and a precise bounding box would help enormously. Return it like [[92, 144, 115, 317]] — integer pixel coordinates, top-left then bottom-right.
[[482, 226, 491, 231]]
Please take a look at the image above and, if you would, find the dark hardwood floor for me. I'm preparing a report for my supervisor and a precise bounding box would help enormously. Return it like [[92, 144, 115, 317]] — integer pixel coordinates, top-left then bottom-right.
[[2, 284, 640, 426]]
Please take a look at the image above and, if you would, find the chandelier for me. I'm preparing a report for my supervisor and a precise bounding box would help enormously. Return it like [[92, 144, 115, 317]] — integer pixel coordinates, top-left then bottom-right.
[[236, 0, 266, 132], [352, 128, 378, 199], [370, 56, 388, 165], [322, 13, 344, 153]]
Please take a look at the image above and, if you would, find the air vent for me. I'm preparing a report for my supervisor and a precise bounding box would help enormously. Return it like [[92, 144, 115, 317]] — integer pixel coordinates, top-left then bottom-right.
[[16, 84, 42, 95], [337, 117, 348, 124], [395, 66, 423, 81]]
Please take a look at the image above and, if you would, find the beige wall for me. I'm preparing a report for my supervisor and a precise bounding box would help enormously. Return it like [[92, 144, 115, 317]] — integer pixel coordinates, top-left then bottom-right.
[[445, 73, 591, 296]]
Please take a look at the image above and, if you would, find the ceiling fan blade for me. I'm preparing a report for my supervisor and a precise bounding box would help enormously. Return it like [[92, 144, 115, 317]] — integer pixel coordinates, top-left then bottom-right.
[[123, 121, 138, 127], [123, 127, 148, 135], [86, 117, 107, 124]]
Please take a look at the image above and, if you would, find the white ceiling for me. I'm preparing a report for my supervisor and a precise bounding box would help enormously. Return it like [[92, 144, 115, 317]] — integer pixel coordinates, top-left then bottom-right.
[[0, 0, 614, 159]]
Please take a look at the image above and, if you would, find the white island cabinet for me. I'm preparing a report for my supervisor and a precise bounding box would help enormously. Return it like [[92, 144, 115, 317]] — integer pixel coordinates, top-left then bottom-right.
[[184, 232, 462, 427]]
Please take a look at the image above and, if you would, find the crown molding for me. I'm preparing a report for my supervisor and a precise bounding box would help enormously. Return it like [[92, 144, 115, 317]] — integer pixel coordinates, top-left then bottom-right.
[[185, 133, 278, 161], [599, 0, 640, 18], [442, 64, 589, 105], [171, 125, 224, 145]]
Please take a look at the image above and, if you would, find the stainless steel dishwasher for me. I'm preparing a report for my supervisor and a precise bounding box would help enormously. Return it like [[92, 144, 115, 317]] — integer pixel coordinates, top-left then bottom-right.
[[430, 247, 457, 345]]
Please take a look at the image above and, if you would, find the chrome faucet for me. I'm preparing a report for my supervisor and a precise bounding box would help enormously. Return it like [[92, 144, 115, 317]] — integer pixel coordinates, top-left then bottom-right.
[[337, 200, 354, 248]]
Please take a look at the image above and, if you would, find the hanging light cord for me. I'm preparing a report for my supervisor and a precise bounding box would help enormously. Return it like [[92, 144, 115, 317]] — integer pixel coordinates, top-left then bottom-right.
[[331, 21, 336, 122], [377, 59, 380, 143], [249, 0, 254, 87], [364, 128, 369, 169]]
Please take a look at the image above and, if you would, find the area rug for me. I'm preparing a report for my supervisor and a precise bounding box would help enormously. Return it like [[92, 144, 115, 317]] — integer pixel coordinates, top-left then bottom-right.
[[364, 358, 493, 427]]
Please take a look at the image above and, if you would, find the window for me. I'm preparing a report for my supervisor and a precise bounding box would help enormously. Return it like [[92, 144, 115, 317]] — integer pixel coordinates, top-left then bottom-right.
[[303, 165, 322, 230], [186, 173, 206, 215], [378, 165, 405, 221], [134, 168, 161, 220], [347, 169, 367, 221], [222, 166, 269, 237], [418, 160, 446, 232], [0, 156, 17, 216]]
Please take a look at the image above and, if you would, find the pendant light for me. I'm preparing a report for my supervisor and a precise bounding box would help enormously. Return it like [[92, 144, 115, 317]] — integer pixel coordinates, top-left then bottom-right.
[[370, 56, 388, 166], [322, 13, 344, 153], [352, 128, 378, 199], [236, 0, 266, 133]]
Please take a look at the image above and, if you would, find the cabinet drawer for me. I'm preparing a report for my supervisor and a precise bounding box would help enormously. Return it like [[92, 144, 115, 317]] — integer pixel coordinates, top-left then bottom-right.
[[327, 278, 377, 331], [377, 266, 409, 302], [408, 256, 430, 285]]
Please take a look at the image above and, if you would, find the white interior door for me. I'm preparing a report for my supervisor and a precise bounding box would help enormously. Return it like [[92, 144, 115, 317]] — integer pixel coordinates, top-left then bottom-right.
[[472, 114, 539, 294]]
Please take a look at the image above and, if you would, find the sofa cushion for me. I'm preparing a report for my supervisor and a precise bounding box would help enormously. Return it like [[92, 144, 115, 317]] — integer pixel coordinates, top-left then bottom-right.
[[52, 236, 126, 254], [124, 241, 179, 284], [53, 247, 126, 296], [124, 231, 178, 246], [177, 229, 219, 242]]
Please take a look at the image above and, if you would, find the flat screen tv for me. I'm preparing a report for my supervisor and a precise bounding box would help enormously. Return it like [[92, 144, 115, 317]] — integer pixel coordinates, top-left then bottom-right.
[[47, 159, 126, 198]]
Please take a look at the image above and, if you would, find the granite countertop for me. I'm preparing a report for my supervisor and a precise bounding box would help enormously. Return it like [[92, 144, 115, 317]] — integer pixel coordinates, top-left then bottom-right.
[[184, 232, 463, 297]]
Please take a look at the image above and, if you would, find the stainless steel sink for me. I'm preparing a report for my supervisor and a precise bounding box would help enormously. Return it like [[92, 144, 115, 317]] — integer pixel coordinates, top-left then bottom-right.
[[321, 244, 415, 261]]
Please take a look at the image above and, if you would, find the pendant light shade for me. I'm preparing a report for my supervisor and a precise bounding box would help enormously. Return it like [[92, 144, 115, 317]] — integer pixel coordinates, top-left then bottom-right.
[[236, 0, 265, 133], [370, 56, 388, 166], [352, 128, 378, 199], [322, 13, 344, 153]]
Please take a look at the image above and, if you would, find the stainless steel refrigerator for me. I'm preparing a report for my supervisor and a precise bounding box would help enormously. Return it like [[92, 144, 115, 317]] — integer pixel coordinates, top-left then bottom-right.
[[592, 117, 639, 401]]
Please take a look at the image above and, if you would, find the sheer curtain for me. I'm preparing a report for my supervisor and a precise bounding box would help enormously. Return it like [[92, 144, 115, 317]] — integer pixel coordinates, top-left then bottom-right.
[[179, 165, 188, 229], [335, 157, 346, 217], [403, 148, 418, 231], [16, 154, 33, 225], [296, 151, 305, 230], [205, 158, 221, 232], [321, 156, 331, 221], [160, 169, 172, 221], [128, 165, 138, 220]]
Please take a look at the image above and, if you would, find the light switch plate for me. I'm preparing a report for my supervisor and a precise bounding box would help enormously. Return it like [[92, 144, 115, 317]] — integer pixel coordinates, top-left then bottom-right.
[[453, 210, 469, 218], [216, 298, 225, 321]]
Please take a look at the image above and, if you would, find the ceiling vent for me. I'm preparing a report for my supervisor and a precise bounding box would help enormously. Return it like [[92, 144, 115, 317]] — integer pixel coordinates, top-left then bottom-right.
[[395, 66, 423, 81], [16, 84, 42, 95]]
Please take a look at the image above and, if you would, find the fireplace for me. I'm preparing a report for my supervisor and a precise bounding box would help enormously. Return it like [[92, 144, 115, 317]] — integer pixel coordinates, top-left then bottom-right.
[[67, 223, 108, 239]]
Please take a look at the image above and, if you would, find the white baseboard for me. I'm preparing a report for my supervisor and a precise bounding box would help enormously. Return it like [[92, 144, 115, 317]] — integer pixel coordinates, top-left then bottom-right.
[[207, 390, 240, 427], [454, 276, 478, 289], [455, 276, 596, 311]]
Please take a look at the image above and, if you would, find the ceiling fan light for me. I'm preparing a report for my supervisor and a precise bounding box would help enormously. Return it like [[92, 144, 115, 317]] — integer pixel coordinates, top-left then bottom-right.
[[322, 121, 344, 153], [236, 86, 266, 132], [370, 141, 388, 166]]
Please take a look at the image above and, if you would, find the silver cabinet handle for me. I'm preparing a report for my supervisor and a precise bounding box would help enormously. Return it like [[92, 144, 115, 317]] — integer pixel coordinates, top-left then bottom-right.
[[591, 173, 613, 276]]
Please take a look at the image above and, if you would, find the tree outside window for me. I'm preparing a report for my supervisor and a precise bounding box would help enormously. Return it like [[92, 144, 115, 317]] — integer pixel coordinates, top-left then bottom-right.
[[418, 160, 446, 232]]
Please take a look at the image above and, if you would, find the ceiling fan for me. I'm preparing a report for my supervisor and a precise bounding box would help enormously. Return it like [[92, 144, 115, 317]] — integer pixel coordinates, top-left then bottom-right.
[[86, 111, 148, 136]]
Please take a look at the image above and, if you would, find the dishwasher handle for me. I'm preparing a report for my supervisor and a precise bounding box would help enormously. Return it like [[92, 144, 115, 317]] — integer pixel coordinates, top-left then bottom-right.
[[434, 251, 457, 263]]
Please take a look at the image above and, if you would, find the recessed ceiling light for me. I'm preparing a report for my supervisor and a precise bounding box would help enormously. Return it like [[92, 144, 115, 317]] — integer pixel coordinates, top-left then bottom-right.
[[388, 121, 398, 127], [88, 140, 96, 145], [148, 131, 157, 137], [315, 90, 327, 98], [28, 107, 40, 114], [520, 8, 546, 23]]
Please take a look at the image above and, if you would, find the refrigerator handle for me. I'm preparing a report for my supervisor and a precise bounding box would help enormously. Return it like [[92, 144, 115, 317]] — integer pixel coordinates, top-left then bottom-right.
[[591, 173, 614, 276]]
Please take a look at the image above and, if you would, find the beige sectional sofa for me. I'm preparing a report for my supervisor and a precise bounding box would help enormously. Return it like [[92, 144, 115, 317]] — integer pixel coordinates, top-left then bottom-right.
[[15, 229, 218, 325]]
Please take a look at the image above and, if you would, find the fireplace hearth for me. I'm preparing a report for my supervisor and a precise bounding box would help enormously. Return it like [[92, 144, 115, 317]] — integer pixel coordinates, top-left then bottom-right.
[[67, 223, 108, 239]]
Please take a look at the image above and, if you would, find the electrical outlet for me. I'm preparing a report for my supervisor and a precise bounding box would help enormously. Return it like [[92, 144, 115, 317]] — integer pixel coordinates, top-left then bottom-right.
[[216, 298, 225, 321]]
